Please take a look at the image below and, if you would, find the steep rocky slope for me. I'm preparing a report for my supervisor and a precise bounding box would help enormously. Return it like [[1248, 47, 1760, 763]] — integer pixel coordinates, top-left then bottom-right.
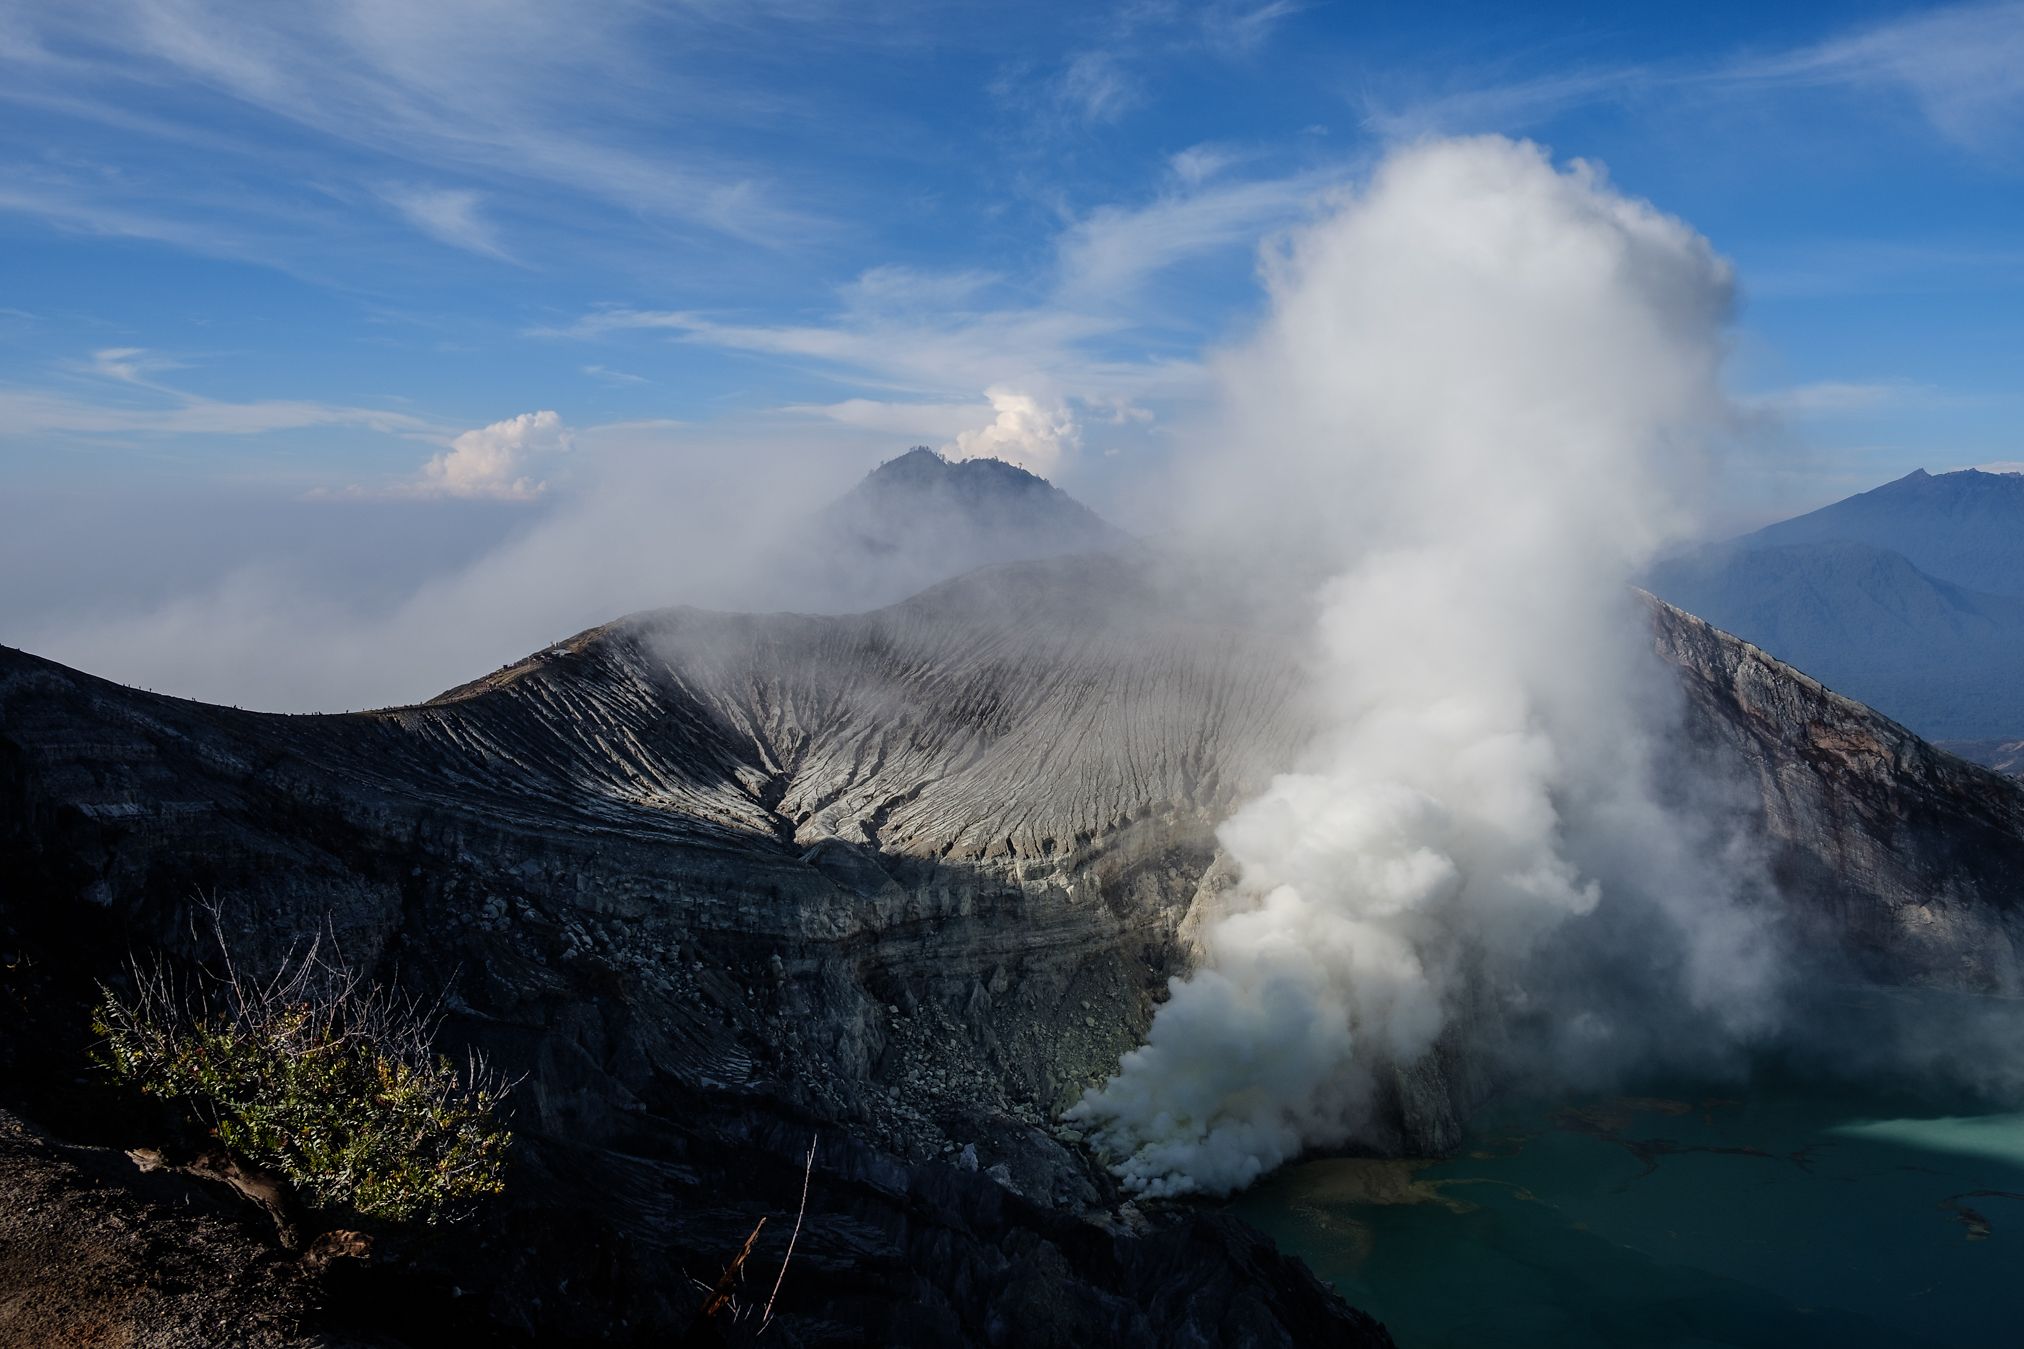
[[2, 557, 2022, 1342], [1651, 592, 2024, 992]]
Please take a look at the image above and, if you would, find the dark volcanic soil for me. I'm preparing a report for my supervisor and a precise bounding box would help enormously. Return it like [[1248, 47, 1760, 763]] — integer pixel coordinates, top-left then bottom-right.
[[0, 1108, 368, 1349]]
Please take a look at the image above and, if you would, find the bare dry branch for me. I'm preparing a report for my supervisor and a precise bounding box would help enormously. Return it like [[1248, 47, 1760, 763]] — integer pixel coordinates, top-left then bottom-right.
[[759, 1134, 818, 1335], [696, 1217, 767, 1327]]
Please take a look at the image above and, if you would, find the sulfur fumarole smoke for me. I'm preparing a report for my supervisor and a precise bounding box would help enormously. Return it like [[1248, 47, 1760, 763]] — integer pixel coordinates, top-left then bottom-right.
[[1068, 136, 1779, 1197]]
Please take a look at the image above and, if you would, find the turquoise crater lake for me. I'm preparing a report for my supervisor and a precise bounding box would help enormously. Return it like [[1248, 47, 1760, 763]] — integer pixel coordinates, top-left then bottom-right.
[[1226, 1075, 2024, 1347]]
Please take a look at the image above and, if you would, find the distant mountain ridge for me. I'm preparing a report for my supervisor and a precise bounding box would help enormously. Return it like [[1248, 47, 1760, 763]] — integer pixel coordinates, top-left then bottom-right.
[[1742, 468, 2024, 597], [1644, 467, 2024, 756]]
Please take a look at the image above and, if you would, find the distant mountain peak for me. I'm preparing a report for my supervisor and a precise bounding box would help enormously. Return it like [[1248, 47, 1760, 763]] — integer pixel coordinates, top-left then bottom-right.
[[1740, 465, 2024, 600], [1650, 463, 2024, 744], [1874, 465, 2024, 493], [855, 446, 1053, 491], [833, 446, 1119, 523], [868, 444, 952, 474], [772, 446, 1129, 612]]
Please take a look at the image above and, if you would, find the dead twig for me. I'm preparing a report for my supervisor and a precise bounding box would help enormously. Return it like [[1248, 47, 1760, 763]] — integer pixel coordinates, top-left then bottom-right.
[[696, 1217, 767, 1327], [759, 1134, 817, 1335]]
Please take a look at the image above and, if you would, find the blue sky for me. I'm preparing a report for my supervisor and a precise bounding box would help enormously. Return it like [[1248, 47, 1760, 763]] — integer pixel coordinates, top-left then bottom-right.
[[2, 1, 2022, 698]]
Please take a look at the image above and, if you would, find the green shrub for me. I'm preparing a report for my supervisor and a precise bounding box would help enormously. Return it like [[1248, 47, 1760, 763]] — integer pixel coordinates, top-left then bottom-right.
[[93, 918, 513, 1225]]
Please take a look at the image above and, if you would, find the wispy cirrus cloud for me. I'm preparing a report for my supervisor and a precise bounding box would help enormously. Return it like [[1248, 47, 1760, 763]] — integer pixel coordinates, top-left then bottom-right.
[[1744, 238, 2024, 299], [1169, 142, 1242, 186], [1361, 2, 2024, 154], [1202, 0, 1308, 54], [832, 266, 1006, 320], [380, 185, 515, 261], [548, 159, 1338, 391], [547, 301, 1154, 402], [988, 48, 1142, 135], [21, 346, 443, 438], [0, 175, 307, 275], [580, 364, 648, 387], [0, 348, 549, 502], [993, 0, 1307, 133], [1720, 1, 2024, 148], [786, 397, 984, 441], [1056, 50, 1142, 125], [1055, 167, 1340, 302], [536, 158, 1346, 475], [1741, 380, 1939, 417], [544, 298, 1142, 482], [13, 348, 608, 504], [0, 0, 835, 264], [1359, 66, 1659, 140], [83, 346, 181, 385]]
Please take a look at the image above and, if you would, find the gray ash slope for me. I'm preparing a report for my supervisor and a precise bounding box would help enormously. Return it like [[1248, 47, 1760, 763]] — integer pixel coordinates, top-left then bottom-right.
[[1647, 592, 2024, 991], [4, 552, 2024, 1344]]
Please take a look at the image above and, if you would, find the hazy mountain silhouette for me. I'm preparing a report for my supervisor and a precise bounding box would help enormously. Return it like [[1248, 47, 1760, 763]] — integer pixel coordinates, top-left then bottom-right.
[[1645, 469, 2024, 754], [777, 447, 1131, 611], [1743, 468, 2024, 597]]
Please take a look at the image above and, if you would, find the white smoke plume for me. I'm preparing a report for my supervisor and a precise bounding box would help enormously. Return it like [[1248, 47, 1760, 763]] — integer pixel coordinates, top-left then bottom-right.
[[1068, 136, 1777, 1197]]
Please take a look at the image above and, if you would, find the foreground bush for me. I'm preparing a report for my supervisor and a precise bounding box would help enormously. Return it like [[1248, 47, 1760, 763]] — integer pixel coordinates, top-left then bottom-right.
[[93, 917, 513, 1225]]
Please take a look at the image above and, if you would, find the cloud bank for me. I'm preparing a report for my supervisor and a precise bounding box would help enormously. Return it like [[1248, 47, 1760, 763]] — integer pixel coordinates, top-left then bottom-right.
[[1069, 136, 1776, 1196], [10, 423, 868, 712]]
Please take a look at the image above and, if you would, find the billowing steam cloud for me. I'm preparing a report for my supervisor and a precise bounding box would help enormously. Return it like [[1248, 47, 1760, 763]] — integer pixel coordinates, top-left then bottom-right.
[[1068, 136, 1776, 1196], [945, 386, 1082, 476], [415, 409, 574, 500]]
